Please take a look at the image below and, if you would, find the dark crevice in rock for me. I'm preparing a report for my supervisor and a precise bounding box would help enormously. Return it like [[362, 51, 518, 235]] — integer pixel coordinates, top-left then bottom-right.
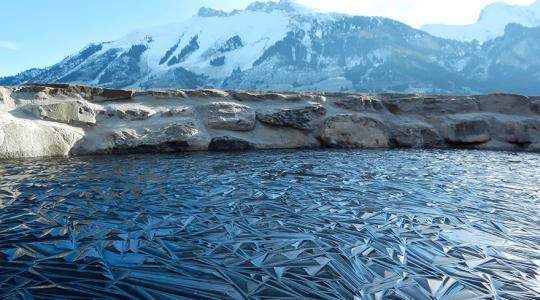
[[209, 137, 254, 151], [110, 141, 190, 154]]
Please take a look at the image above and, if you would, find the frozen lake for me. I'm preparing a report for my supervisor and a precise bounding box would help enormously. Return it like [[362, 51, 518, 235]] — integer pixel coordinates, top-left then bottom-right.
[[0, 149, 539, 299]]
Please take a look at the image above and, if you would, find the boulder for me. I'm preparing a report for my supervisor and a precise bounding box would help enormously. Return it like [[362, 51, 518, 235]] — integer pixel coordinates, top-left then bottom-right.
[[208, 136, 255, 151], [492, 120, 531, 145], [256, 105, 326, 130], [0, 121, 83, 159], [201, 102, 255, 131], [26, 100, 96, 126], [320, 114, 389, 148], [162, 123, 203, 142], [105, 122, 206, 154], [391, 125, 443, 148], [478, 94, 531, 115], [334, 95, 384, 112], [443, 119, 490, 144]]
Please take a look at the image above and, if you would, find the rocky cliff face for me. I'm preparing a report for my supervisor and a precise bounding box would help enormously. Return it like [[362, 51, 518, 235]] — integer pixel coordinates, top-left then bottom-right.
[[0, 84, 538, 159], [3, 1, 540, 95]]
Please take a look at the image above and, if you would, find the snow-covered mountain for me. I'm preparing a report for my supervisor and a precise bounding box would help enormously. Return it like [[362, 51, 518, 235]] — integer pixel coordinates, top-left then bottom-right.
[[422, 0, 540, 42], [3, 0, 540, 95]]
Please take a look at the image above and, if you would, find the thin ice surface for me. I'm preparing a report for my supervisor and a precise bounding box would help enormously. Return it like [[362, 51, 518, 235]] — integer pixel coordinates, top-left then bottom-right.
[[0, 150, 539, 299]]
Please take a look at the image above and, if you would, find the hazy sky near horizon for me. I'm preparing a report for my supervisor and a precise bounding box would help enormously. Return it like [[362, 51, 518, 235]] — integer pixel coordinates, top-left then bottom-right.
[[0, 0, 535, 76]]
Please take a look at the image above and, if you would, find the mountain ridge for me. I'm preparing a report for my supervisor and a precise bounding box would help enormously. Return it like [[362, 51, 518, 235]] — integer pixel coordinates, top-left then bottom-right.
[[2, 0, 540, 95]]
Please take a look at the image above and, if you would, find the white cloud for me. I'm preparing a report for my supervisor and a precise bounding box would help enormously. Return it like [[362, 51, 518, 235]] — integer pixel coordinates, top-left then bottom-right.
[[0, 41, 20, 51], [294, 0, 536, 28]]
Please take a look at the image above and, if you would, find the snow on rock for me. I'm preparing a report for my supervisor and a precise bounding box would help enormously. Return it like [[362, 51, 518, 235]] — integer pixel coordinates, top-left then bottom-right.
[[95, 2, 293, 86]]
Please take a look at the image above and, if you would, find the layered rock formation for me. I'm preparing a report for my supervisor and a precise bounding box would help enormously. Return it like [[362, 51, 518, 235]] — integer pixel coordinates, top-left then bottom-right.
[[0, 84, 538, 159]]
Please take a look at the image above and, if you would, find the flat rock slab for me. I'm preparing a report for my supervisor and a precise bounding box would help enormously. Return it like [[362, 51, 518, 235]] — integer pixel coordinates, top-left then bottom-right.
[[382, 96, 479, 114], [201, 102, 255, 131], [23, 84, 134, 101], [26, 100, 96, 126], [256, 105, 326, 130]]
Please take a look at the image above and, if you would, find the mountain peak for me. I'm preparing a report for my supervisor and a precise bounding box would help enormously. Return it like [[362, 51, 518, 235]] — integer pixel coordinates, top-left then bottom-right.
[[197, 7, 231, 18], [478, 2, 512, 22], [197, 1, 314, 18], [422, 0, 540, 42], [246, 0, 311, 13]]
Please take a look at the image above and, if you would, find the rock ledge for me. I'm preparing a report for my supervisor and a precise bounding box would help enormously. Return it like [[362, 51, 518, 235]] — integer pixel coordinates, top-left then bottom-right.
[[0, 84, 538, 158]]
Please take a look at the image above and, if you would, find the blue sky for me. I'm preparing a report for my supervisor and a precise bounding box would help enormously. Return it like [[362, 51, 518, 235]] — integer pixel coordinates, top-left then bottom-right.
[[0, 0, 534, 76], [0, 0, 253, 76]]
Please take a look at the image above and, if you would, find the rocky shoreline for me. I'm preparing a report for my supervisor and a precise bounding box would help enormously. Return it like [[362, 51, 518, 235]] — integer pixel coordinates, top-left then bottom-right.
[[0, 84, 538, 159]]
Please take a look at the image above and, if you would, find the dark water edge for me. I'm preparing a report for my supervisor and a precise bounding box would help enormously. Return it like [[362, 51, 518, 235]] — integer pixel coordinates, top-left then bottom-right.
[[0, 149, 539, 299]]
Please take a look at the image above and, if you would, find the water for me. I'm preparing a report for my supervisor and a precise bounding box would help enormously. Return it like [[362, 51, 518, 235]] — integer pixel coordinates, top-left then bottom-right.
[[0, 149, 539, 299]]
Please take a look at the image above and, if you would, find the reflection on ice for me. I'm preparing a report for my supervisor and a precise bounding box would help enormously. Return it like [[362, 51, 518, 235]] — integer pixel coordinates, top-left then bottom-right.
[[442, 229, 511, 247], [0, 149, 539, 299]]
